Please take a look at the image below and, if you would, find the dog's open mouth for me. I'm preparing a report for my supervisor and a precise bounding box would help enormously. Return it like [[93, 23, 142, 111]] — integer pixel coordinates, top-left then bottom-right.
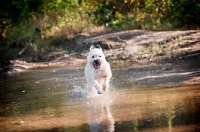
[[93, 60, 101, 70]]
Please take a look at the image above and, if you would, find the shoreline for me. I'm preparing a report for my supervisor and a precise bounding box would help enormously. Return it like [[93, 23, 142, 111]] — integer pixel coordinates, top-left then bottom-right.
[[1, 30, 200, 86]]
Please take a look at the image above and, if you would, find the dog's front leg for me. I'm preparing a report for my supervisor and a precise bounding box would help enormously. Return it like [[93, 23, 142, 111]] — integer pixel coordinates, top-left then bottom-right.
[[94, 80, 103, 94], [103, 76, 111, 92]]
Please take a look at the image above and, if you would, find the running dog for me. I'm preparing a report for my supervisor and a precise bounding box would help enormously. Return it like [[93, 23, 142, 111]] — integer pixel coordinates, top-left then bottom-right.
[[85, 45, 112, 94]]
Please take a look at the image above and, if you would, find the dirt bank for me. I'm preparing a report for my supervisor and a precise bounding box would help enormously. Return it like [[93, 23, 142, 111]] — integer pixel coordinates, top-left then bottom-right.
[[2, 30, 200, 85]]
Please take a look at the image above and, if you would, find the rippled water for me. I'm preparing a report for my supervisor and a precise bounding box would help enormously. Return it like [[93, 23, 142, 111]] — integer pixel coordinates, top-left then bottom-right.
[[0, 65, 200, 132]]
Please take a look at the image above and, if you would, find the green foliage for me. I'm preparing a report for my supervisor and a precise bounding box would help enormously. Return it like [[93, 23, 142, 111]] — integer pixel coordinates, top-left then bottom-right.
[[1, 0, 200, 62], [168, 0, 200, 25], [4, 0, 200, 35], [93, 0, 200, 30], [3, 0, 200, 28], [9, 0, 43, 23]]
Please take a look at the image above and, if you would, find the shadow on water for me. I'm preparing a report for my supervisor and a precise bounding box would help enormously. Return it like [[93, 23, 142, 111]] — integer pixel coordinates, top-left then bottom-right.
[[0, 66, 200, 132]]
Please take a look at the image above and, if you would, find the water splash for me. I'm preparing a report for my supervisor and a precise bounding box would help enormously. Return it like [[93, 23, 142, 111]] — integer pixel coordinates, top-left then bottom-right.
[[67, 85, 89, 101]]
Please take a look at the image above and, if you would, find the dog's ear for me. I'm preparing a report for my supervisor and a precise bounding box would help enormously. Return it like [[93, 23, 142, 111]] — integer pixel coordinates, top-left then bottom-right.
[[96, 44, 102, 50], [90, 45, 95, 50]]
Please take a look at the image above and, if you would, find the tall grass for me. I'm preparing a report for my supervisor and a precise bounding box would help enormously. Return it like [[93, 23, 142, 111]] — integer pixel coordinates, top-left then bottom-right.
[[137, 36, 183, 60], [6, 9, 109, 56]]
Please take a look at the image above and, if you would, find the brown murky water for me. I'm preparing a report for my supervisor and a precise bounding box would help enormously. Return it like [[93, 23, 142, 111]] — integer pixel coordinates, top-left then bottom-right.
[[0, 66, 200, 132]]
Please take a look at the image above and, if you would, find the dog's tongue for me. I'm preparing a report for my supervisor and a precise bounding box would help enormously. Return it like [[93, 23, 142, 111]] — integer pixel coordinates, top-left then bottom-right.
[[94, 63, 100, 69]]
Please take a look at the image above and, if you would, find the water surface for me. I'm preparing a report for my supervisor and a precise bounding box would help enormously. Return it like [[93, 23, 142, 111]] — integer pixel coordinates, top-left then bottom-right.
[[0, 66, 200, 132]]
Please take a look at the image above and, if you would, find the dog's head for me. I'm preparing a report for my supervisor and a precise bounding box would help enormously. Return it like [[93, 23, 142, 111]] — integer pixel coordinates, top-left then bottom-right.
[[87, 45, 106, 70]]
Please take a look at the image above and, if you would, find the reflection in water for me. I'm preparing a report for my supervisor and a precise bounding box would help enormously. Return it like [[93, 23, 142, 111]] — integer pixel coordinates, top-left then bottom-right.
[[87, 92, 115, 132], [0, 66, 200, 132], [113, 86, 200, 132]]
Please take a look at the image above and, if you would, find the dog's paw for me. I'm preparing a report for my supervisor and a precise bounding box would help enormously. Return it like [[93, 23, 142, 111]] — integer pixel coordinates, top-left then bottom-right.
[[95, 84, 103, 94], [97, 89, 103, 94], [97, 91, 103, 94]]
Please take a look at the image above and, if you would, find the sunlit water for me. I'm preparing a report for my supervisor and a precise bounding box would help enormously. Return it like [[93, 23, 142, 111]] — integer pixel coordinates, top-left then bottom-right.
[[0, 65, 200, 132]]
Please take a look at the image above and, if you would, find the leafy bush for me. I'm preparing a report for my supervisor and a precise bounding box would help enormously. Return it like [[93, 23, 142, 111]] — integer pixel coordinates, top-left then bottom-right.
[[0, 0, 199, 61]]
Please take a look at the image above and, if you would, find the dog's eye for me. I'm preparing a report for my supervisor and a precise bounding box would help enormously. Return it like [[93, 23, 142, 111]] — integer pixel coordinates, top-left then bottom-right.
[[99, 56, 101, 57], [92, 56, 94, 58]]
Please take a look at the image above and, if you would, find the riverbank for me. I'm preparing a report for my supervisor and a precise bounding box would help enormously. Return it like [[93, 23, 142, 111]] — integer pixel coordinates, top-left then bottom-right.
[[1, 30, 200, 85]]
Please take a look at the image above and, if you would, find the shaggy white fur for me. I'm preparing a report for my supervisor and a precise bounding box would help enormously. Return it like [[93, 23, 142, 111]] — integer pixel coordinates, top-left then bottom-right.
[[85, 45, 112, 94]]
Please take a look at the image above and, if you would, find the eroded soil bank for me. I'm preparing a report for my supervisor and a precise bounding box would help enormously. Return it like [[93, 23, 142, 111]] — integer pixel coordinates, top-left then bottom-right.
[[1, 30, 200, 85]]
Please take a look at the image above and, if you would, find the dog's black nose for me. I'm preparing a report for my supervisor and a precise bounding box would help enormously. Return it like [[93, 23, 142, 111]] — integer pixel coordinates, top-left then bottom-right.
[[94, 59, 100, 63]]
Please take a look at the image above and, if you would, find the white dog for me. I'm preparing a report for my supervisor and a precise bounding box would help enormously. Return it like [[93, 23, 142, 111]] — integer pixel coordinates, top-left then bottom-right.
[[85, 45, 112, 94]]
